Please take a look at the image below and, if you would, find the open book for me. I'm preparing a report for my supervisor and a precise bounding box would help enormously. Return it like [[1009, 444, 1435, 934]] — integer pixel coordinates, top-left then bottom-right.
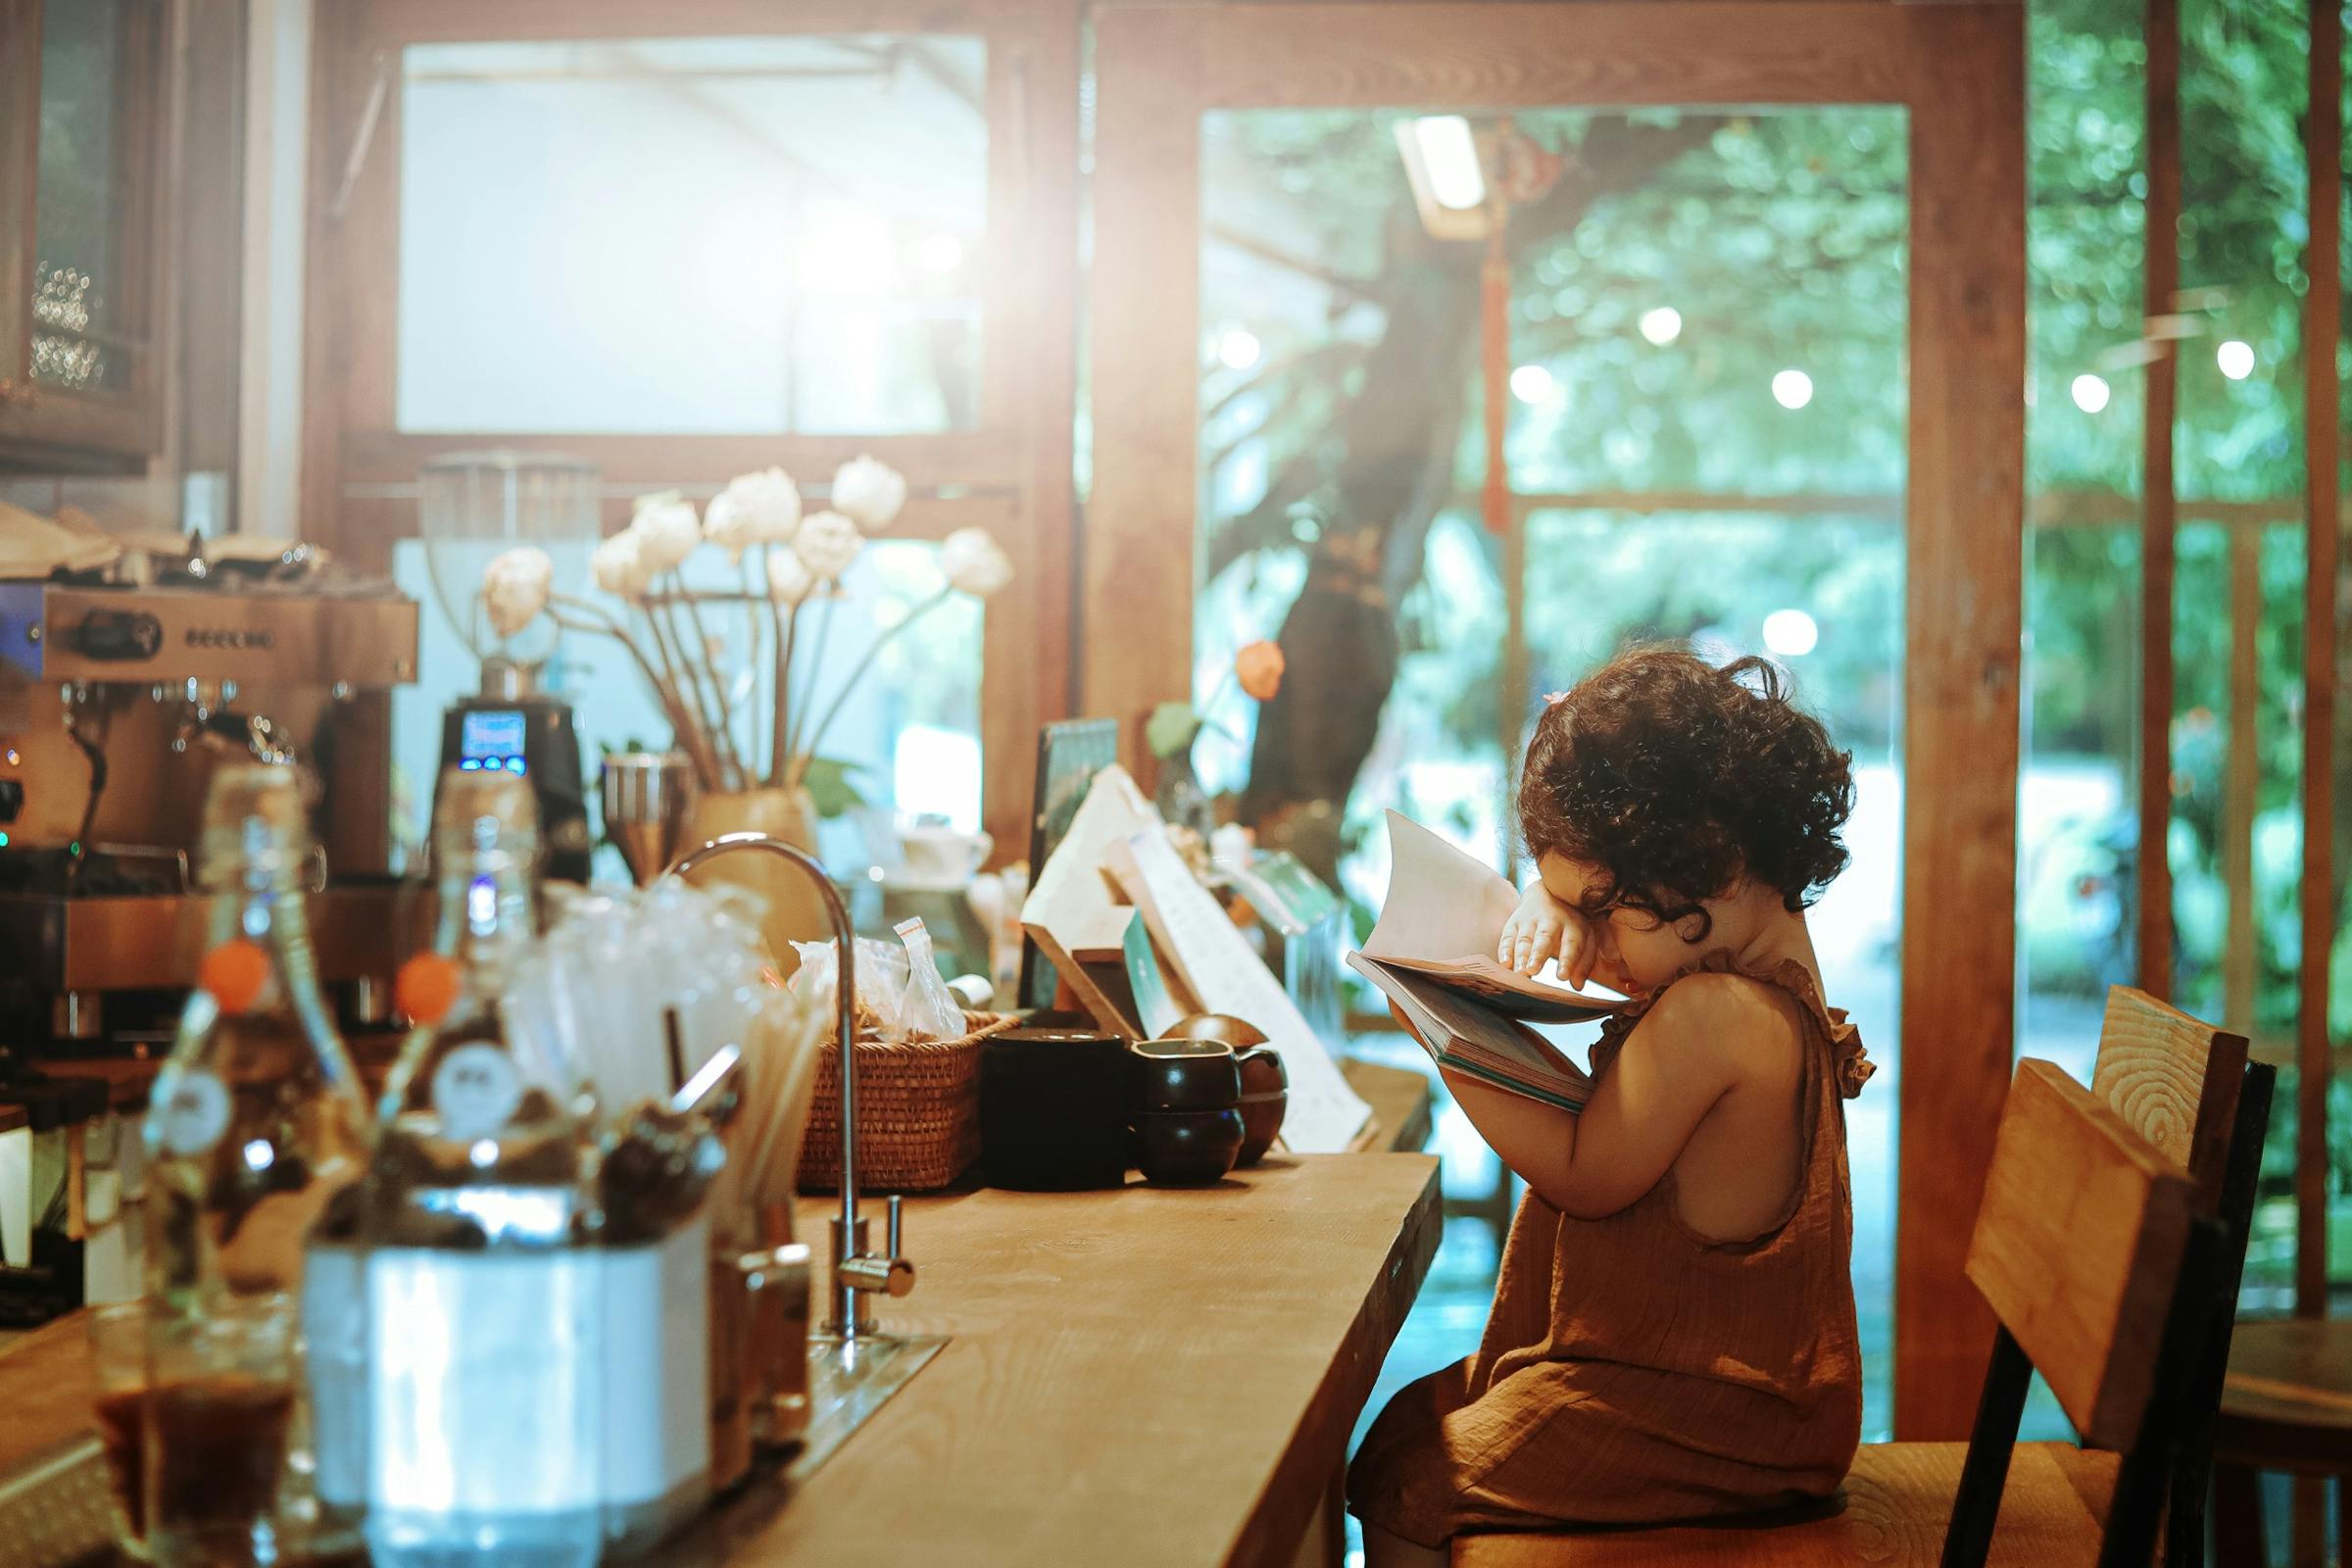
[[1348, 811, 1625, 1112]]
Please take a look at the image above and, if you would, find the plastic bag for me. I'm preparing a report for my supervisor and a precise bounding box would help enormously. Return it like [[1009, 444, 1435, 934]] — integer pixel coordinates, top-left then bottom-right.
[[789, 919, 965, 1042], [893, 917, 965, 1041], [789, 934, 911, 1040]]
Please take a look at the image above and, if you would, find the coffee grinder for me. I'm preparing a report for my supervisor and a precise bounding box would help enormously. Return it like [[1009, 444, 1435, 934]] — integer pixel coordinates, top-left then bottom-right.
[[418, 452, 599, 881]]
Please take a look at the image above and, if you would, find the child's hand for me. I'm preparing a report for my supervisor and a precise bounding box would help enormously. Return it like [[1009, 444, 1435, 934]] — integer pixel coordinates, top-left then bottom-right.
[[1497, 883, 1594, 982]]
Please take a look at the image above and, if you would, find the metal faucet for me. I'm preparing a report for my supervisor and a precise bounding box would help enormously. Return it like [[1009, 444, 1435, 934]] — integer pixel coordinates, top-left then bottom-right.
[[665, 831, 915, 1343]]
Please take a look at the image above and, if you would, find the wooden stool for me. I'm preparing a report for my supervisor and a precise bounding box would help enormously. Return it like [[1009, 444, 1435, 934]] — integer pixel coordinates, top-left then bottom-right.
[[2212, 1318, 2352, 1567]]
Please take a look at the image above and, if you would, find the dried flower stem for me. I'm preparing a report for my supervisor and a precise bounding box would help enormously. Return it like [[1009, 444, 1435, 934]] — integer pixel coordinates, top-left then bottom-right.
[[551, 599, 714, 785], [669, 576, 747, 786], [741, 556, 769, 780], [792, 588, 954, 783], [768, 567, 803, 788], [782, 591, 839, 767], [637, 603, 724, 787]]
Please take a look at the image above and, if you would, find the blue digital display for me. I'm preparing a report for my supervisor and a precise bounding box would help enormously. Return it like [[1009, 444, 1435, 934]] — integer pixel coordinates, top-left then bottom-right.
[[460, 710, 529, 775], [461, 710, 527, 760]]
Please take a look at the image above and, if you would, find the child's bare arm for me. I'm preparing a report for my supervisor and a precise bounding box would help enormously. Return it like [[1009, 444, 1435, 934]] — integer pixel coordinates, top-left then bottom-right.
[[1439, 975, 1788, 1219]]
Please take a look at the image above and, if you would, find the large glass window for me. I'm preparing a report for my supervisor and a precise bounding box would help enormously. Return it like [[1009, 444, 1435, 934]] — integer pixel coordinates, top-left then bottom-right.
[[2021, 0, 2319, 1309], [395, 36, 988, 435]]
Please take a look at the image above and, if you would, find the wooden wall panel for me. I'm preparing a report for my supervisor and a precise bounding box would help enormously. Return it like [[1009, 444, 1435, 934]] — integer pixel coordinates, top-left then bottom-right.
[[1891, 4, 2026, 1439]]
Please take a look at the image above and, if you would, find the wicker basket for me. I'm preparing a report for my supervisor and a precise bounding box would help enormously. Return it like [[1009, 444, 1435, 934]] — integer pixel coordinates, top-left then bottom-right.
[[795, 1011, 1015, 1192]]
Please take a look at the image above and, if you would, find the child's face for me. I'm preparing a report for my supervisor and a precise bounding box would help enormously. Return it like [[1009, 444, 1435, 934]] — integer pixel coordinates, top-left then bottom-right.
[[1536, 853, 1705, 998]]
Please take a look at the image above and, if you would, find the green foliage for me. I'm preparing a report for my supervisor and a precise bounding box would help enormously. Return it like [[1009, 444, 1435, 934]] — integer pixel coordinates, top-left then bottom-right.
[[800, 757, 869, 819]]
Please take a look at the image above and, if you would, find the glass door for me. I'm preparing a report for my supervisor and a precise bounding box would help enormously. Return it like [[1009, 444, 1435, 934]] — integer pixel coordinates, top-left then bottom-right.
[[1187, 102, 1908, 1435], [1087, 2, 2024, 1440]]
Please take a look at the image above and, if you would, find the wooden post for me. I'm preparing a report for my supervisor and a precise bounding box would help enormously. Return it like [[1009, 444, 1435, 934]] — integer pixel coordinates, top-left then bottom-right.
[[2138, 0, 2180, 1004], [1892, 3, 2027, 1438], [2298, 0, 2341, 1320], [2224, 525, 2260, 1037]]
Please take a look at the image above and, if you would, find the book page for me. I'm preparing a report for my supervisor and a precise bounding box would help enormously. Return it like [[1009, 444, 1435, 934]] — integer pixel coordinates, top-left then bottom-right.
[[1377, 955, 1624, 1023], [1124, 828, 1371, 1152], [1359, 810, 1526, 963]]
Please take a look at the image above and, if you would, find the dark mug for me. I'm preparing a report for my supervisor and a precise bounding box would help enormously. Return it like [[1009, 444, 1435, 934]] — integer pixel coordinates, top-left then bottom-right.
[[979, 1027, 1131, 1191], [1131, 1038, 1242, 1112]]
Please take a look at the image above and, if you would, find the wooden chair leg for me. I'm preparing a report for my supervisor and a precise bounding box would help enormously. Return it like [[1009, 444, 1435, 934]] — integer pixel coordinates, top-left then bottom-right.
[[2213, 1461, 2264, 1567], [1940, 1327, 2034, 1568]]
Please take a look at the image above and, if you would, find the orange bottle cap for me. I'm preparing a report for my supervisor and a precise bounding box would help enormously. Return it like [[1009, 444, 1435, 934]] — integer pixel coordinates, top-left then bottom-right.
[[395, 953, 464, 1028], [197, 939, 272, 1016]]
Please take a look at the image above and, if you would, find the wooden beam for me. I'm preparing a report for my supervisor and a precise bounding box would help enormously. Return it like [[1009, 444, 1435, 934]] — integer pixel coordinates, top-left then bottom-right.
[[1182, 3, 1918, 110], [1084, 8, 1206, 768], [2138, 0, 2180, 1005], [1891, 2, 2026, 1440], [357, 0, 1059, 46], [2299, 0, 2342, 1319], [981, 7, 1082, 866]]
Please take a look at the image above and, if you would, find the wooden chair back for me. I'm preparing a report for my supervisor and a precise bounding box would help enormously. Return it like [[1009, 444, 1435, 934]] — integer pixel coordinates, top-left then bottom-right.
[[1964, 1058, 2204, 1449], [2092, 984, 2249, 1211], [2090, 985, 2263, 1568]]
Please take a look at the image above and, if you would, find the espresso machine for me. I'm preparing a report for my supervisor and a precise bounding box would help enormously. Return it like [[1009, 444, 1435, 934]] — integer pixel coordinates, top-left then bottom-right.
[[0, 574, 426, 1051], [0, 568, 424, 1321]]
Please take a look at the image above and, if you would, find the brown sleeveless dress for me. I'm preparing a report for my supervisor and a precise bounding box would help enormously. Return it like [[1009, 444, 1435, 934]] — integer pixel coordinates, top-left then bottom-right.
[[1347, 954, 1876, 1547]]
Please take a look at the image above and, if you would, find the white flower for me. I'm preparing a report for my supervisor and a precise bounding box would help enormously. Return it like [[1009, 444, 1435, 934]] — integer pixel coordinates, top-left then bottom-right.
[[829, 456, 907, 532], [766, 547, 815, 604], [628, 491, 703, 574], [592, 529, 653, 602], [940, 527, 1014, 599], [704, 467, 803, 562], [794, 510, 863, 581], [481, 546, 552, 638]]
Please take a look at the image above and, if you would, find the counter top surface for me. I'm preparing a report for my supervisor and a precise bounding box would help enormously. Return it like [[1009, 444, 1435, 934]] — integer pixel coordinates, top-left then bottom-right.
[[675, 1152, 1442, 1567], [0, 1152, 1443, 1568]]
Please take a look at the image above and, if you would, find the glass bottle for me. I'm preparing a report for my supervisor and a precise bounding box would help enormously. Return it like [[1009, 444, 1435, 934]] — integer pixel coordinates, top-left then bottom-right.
[[352, 769, 603, 1568], [141, 763, 370, 1565]]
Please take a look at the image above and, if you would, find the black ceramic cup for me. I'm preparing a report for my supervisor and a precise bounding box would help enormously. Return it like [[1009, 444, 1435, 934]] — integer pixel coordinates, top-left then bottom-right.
[[1131, 1038, 1243, 1112], [980, 1026, 1131, 1191], [1133, 1107, 1246, 1184]]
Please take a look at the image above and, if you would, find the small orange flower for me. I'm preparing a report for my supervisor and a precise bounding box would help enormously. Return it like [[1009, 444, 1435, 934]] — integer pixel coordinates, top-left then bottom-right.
[[1236, 641, 1285, 702]]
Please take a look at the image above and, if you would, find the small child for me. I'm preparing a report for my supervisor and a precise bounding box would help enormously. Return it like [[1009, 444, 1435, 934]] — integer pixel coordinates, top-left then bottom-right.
[[1348, 646, 1874, 1567]]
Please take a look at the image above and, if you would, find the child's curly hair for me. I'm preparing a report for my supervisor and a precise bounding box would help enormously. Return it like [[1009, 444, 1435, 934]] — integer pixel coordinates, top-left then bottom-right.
[[1517, 646, 1855, 940]]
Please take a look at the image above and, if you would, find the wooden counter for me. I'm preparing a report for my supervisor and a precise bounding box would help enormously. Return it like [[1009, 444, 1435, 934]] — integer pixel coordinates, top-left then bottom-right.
[[0, 1152, 1442, 1568]]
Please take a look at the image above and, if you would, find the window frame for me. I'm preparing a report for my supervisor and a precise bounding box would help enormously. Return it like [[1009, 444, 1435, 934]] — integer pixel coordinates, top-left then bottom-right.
[[304, 0, 1078, 858]]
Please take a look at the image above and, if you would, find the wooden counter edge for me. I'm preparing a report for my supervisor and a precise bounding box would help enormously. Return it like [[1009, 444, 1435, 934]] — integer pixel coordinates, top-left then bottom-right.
[[1231, 1152, 1444, 1568]]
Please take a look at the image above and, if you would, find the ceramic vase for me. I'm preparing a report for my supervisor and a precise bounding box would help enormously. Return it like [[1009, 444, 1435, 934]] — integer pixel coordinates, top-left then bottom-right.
[[678, 785, 829, 971]]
